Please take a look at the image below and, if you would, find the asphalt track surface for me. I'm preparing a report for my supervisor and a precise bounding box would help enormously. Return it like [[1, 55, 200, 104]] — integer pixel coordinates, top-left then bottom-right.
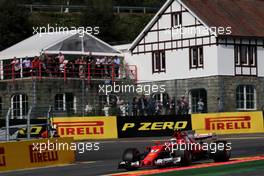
[[2, 133, 264, 176]]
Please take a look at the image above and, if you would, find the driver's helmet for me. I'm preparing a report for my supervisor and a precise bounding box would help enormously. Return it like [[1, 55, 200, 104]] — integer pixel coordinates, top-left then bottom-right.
[[170, 138, 177, 144]]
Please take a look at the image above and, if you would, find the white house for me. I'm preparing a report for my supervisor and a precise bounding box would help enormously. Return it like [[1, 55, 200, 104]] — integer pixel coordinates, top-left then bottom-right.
[[125, 0, 264, 113]]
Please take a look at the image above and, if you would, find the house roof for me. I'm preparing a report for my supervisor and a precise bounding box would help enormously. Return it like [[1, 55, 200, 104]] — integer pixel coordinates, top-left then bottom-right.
[[0, 31, 121, 60], [130, 0, 264, 51], [182, 0, 264, 38]]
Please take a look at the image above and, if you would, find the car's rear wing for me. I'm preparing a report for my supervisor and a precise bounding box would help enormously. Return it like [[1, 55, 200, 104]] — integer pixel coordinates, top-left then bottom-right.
[[194, 133, 217, 140]]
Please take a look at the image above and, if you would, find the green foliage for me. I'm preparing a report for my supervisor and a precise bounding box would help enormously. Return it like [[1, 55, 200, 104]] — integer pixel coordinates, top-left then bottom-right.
[[81, 0, 116, 43], [0, 0, 32, 51], [0, 0, 160, 50]]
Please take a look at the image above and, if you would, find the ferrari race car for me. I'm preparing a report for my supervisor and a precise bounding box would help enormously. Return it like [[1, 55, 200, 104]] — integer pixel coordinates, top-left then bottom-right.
[[118, 130, 231, 171]]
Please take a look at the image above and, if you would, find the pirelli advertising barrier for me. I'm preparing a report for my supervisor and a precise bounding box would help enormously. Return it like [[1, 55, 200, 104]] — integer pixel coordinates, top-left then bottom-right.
[[0, 138, 75, 172], [0, 119, 47, 139], [116, 115, 192, 138], [192, 111, 264, 134], [53, 117, 118, 140]]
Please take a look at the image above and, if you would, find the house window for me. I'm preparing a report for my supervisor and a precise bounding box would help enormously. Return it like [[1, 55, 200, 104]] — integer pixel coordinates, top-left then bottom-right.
[[235, 45, 256, 66], [236, 85, 256, 110], [189, 89, 207, 113], [190, 46, 204, 69], [11, 94, 28, 119], [55, 94, 64, 111], [172, 12, 182, 27], [152, 51, 166, 73], [55, 93, 75, 112]]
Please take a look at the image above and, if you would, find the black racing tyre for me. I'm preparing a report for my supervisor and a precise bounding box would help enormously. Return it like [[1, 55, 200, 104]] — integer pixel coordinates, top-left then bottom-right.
[[212, 141, 231, 162], [122, 148, 141, 162], [180, 150, 192, 166]]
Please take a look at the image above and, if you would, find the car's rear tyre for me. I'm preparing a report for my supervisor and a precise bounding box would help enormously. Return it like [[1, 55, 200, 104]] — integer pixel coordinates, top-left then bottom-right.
[[180, 150, 192, 166], [212, 141, 231, 162]]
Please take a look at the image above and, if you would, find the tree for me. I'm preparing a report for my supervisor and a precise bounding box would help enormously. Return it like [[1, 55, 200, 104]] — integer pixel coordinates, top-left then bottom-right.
[[81, 0, 116, 43], [0, 0, 32, 51]]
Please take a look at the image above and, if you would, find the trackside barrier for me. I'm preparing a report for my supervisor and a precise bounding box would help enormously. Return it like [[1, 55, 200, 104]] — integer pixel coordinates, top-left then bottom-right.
[[116, 115, 192, 138], [51, 112, 264, 141], [53, 117, 118, 140], [192, 111, 264, 134], [0, 138, 75, 172]]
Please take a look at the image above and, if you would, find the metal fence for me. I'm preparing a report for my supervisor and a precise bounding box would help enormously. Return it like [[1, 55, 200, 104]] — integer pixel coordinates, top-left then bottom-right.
[[21, 4, 159, 14]]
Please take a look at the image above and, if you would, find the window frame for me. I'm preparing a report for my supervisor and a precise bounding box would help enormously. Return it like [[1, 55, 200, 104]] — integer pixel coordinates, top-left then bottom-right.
[[152, 50, 166, 74], [234, 45, 256, 67], [11, 94, 28, 119], [236, 85, 256, 110], [189, 46, 204, 69], [55, 93, 75, 112], [55, 94, 65, 111], [171, 12, 182, 28]]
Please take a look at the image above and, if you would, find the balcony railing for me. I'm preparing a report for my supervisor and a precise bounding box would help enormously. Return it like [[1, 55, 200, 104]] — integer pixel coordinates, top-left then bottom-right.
[[0, 62, 137, 83]]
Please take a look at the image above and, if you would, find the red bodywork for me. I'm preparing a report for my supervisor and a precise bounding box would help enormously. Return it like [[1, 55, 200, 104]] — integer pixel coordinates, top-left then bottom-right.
[[141, 131, 205, 166]]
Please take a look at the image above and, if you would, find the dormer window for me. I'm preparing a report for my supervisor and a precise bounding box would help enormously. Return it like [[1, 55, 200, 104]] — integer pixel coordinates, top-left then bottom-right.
[[171, 12, 182, 28]]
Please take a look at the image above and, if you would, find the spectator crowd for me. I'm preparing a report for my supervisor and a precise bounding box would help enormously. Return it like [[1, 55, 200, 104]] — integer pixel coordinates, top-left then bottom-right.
[[5, 52, 122, 79], [100, 94, 192, 117]]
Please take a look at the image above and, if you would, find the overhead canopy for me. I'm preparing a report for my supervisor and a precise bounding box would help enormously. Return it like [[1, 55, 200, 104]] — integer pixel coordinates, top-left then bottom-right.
[[0, 31, 121, 61]]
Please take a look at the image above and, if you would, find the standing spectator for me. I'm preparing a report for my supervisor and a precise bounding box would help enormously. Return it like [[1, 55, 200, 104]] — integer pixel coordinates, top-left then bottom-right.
[[114, 56, 121, 78], [120, 102, 128, 117], [60, 60, 69, 77], [116, 97, 124, 116], [217, 97, 224, 112], [155, 100, 163, 115], [147, 97, 156, 115], [132, 97, 138, 116], [31, 56, 40, 76], [57, 52, 65, 65], [22, 57, 31, 77], [40, 52, 47, 74], [86, 53, 94, 77], [74, 59, 80, 77], [102, 103, 110, 117], [176, 99, 181, 115], [79, 57, 86, 78], [85, 104, 94, 115], [67, 60, 75, 78], [197, 98, 204, 113], [138, 95, 148, 116], [11, 57, 21, 78], [100, 56, 107, 77], [179, 96, 189, 115], [56, 52, 65, 77], [106, 57, 113, 77], [163, 98, 170, 115], [169, 97, 176, 115], [95, 57, 101, 78], [45, 56, 53, 77]]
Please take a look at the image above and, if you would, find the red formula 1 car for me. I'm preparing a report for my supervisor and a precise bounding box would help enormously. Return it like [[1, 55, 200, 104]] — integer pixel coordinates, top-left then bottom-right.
[[118, 130, 231, 171]]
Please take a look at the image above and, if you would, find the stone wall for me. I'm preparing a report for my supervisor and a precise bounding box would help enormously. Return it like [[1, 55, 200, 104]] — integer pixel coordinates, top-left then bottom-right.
[[0, 76, 263, 118], [0, 78, 136, 118], [139, 76, 264, 113]]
